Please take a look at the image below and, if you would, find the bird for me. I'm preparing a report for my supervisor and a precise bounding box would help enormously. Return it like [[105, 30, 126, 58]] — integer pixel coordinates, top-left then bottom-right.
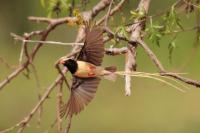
[[59, 59, 117, 80], [59, 25, 116, 118]]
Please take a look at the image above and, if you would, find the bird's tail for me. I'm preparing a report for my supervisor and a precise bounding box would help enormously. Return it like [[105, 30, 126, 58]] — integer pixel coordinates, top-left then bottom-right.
[[105, 66, 117, 72], [103, 66, 117, 81]]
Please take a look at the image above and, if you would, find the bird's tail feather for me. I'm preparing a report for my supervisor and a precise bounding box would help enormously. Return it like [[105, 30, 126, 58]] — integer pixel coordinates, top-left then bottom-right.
[[105, 66, 117, 72], [103, 73, 117, 82], [103, 66, 117, 81]]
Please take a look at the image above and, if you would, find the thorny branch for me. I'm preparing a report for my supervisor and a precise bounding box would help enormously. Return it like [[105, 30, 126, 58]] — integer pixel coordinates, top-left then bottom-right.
[[1, 0, 200, 133]]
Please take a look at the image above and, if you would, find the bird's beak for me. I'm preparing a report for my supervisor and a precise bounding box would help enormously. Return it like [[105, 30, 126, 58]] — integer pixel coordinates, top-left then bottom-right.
[[59, 59, 65, 64], [59, 57, 69, 64]]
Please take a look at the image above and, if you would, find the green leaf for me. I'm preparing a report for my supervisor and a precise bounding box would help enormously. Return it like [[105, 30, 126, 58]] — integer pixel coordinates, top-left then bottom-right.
[[43, 0, 72, 18], [146, 20, 164, 47], [168, 40, 176, 62], [116, 26, 129, 39], [130, 9, 145, 20], [161, 6, 183, 33]]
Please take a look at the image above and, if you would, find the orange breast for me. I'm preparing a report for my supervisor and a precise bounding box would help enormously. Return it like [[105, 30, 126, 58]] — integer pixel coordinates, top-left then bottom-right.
[[74, 61, 97, 78]]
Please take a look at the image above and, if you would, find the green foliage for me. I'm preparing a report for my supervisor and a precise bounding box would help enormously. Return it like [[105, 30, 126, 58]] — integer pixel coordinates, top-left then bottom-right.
[[116, 25, 129, 39], [110, 25, 130, 47], [73, 9, 84, 25], [145, 6, 184, 61], [40, 0, 71, 17], [162, 6, 183, 33], [146, 18, 164, 47], [168, 39, 176, 62], [130, 8, 145, 20]]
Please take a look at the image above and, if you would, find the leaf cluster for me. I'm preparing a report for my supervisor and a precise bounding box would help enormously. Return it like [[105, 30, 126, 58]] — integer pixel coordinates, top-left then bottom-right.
[[40, 0, 72, 17], [145, 6, 184, 61]]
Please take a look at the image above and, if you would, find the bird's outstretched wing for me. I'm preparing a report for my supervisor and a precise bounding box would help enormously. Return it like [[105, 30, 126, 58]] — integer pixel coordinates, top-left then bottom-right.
[[60, 26, 104, 117], [60, 77, 101, 117], [77, 26, 104, 66]]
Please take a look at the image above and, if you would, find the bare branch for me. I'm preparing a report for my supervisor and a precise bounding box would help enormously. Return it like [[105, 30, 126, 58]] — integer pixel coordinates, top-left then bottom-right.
[[83, 0, 112, 20], [104, 0, 114, 27], [28, 16, 78, 25], [29, 63, 43, 126], [64, 115, 72, 133], [55, 65, 71, 89], [0, 70, 66, 133], [161, 73, 200, 88], [97, 0, 127, 25], [137, 39, 200, 87], [0, 62, 29, 90], [103, 15, 200, 89], [1, 13, 81, 91], [16, 72, 65, 133], [56, 80, 64, 133], [137, 39, 165, 72], [105, 47, 128, 55], [124, 0, 151, 96], [0, 1, 114, 132]]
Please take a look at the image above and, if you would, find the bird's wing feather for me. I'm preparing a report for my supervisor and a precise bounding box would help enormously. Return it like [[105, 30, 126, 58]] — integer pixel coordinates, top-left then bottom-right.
[[78, 26, 104, 66], [60, 77, 101, 117], [60, 26, 104, 118]]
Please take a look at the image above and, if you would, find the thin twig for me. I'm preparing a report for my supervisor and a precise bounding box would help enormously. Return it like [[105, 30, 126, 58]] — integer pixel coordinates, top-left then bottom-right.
[[0, 71, 66, 133], [105, 47, 128, 55], [30, 63, 43, 126], [55, 65, 71, 90], [17, 71, 66, 133], [19, 43, 25, 63], [104, 0, 113, 27], [0, 15, 80, 91], [65, 115, 72, 133], [1, 1, 113, 133], [97, 0, 127, 25], [0, 62, 29, 90], [137, 39, 200, 87], [137, 39, 165, 72], [56, 80, 64, 133]]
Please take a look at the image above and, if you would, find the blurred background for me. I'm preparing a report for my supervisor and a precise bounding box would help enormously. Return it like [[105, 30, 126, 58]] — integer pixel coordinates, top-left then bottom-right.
[[0, 0, 200, 133]]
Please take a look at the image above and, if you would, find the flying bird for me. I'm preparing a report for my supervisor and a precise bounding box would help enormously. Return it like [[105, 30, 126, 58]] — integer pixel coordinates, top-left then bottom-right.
[[59, 26, 116, 118]]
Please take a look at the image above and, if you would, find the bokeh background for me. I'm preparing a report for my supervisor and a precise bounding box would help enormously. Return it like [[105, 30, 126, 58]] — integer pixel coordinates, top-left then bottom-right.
[[0, 0, 200, 133]]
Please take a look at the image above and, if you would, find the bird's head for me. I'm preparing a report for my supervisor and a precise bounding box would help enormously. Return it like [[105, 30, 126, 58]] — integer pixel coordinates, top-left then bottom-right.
[[59, 57, 78, 74]]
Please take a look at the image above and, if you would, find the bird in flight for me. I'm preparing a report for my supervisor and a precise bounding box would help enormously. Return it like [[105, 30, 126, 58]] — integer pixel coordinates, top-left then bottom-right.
[[59, 25, 116, 118]]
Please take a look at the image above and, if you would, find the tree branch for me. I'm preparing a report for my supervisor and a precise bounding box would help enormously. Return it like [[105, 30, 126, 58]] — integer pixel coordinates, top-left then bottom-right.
[[0, 69, 66, 133], [0, 0, 114, 132], [105, 47, 128, 55], [56, 80, 64, 133], [97, 0, 127, 25], [137, 39, 200, 87], [137, 39, 165, 72], [17, 71, 66, 133], [0, 0, 112, 91], [124, 0, 151, 96]]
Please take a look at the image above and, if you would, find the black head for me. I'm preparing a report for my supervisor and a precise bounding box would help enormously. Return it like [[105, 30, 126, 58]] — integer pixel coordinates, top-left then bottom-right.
[[62, 59, 78, 74]]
